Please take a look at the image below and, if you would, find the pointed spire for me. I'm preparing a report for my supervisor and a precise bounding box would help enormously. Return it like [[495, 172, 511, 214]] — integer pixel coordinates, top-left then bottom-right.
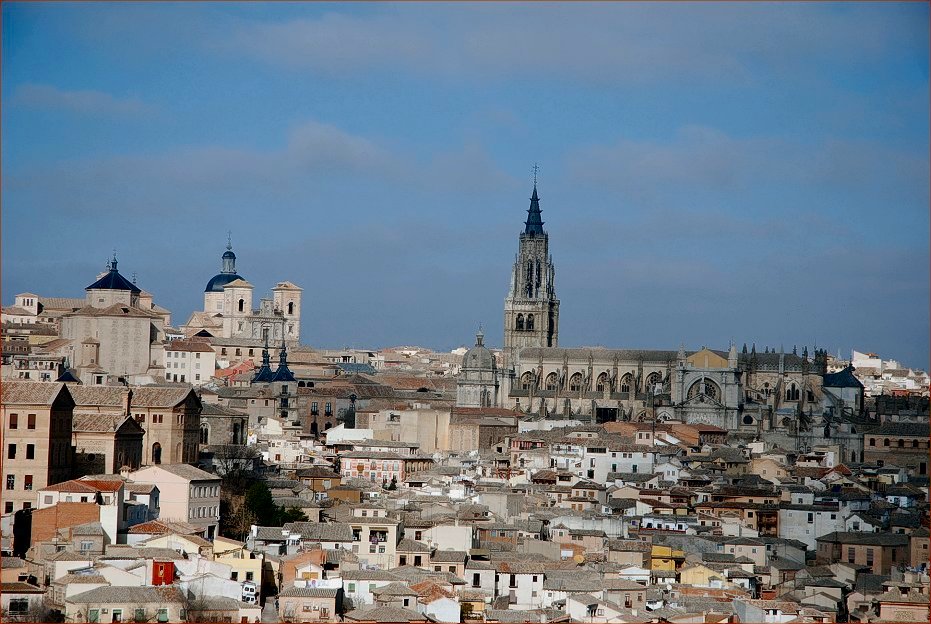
[[524, 182, 545, 236], [273, 339, 295, 382]]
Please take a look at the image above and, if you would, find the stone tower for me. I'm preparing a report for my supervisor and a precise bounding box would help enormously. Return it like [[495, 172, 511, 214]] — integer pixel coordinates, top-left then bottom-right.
[[457, 328, 500, 408], [504, 182, 559, 366]]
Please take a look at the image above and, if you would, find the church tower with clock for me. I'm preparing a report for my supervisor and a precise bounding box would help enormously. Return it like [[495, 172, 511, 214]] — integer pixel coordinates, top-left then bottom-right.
[[503, 178, 560, 367]]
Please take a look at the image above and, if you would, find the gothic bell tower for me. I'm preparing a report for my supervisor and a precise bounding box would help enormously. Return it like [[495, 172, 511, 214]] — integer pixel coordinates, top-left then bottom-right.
[[504, 178, 559, 367]]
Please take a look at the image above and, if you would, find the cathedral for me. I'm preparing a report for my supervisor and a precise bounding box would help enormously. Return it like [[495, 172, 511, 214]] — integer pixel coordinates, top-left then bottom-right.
[[456, 180, 864, 453], [183, 241, 303, 345]]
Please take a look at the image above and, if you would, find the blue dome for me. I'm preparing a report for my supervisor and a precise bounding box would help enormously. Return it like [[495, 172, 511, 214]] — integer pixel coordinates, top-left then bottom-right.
[[205, 273, 242, 293]]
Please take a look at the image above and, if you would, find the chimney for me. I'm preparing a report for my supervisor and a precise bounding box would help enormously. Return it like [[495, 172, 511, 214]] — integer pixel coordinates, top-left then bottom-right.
[[121, 387, 133, 417]]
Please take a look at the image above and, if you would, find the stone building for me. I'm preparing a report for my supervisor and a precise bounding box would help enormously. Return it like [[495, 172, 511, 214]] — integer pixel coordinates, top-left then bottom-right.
[[199, 402, 249, 446], [0, 381, 75, 552], [456, 329, 499, 408], [56, 257, 168, 385], [183, 242, 303, 347], [457, 181, 858, 445], [503, 183, 559, 366]]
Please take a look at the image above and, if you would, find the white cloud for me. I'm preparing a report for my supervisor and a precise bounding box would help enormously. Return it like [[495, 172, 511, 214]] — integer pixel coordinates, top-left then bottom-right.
[[10, 83, 154, 116]]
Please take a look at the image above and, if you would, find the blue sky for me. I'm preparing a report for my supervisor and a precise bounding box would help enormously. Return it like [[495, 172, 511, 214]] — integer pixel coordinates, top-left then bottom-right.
[[3, 2, 929, 368]]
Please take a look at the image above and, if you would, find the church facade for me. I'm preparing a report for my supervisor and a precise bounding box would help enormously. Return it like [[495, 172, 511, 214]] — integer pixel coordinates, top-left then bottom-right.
[[183, 242, 303, 346], [456, 181, 856, 451]]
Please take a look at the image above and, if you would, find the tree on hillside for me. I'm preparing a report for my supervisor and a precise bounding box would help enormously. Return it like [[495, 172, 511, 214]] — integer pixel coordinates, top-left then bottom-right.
[[244, 482, 279, 526]]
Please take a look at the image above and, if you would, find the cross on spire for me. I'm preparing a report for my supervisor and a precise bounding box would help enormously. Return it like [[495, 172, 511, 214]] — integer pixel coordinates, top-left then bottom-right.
[[531, 163, 540, 187], [227, 230, 232, 250]]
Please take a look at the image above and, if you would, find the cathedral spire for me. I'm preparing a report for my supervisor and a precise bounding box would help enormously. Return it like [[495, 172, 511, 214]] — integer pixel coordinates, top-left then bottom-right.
[[524, 184, 545, 236]]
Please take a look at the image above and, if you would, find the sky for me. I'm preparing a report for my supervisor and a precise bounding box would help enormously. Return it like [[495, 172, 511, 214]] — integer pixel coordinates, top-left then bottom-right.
[[2, 2, 929, 368]]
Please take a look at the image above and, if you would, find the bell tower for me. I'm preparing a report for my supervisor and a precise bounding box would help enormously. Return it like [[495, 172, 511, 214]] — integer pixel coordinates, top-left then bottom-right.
[[504, 175, 559, 367]]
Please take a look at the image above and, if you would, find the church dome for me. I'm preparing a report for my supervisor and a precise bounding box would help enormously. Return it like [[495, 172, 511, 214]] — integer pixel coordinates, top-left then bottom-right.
[[205, 272, 242, 293], [205, 242, 242, 292], [463, 329, 496, 372]]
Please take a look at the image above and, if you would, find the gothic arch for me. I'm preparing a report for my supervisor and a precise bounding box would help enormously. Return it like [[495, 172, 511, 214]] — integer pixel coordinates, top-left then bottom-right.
[[200, 423, 209, 445], [238, 298, 245, 312], [569, 373, 583, 392], [688, 379, 720, 401], [645, 371, 663, 392], [526, 314, 535, 331], [520, 372, 534, 390], [620, 373, 633, 394], [287, 301, 294, 315], [516, 314, 525, 331], [545, 372, 559, 391], [152, 442, 162, 465], [786, 383, 800, 401], [596, 372, 610, 392]]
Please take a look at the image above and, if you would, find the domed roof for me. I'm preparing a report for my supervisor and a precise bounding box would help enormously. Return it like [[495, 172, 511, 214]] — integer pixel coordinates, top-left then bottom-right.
[[205, 272, 242, 293], [222, 249, 236, 260], [463, 329, 496, 371], [86, 257, 141, 294]]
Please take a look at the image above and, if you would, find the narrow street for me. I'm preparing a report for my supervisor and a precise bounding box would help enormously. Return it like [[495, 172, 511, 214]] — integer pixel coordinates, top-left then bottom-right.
[[260, 599, 278, 623]]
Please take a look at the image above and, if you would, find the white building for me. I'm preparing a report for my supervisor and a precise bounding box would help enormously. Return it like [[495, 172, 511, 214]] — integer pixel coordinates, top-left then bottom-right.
[[164, 339, 216, 385]]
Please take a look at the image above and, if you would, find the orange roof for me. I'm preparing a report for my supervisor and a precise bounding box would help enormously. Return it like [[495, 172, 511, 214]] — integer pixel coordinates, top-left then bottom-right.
[[41, 480, 102, 494], [78, 479, 124, 492]]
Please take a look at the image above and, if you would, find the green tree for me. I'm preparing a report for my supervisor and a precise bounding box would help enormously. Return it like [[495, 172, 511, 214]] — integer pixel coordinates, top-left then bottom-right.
[[244, 482, 278, 526], [277, 507, 308, 524]]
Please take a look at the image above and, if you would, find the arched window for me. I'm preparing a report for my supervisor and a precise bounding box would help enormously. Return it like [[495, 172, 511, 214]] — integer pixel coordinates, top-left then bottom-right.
[[688, 379, 719, 401], [897, 439, 904, 448], [646, 372, 663, 392], [620, 373, 633, 394], [152, 443, 162, 465], [238, 298, 245, 312], [516, 314, 525, 331], [526, 314, 535, 331], [200, 424, 209, 445], [545, 372, 559, 391], [176, 443, 182, 460], [913, 440, 920, 449], [287, 302, 294, 315], [520, 372, 534, 390], [233, 422, 241, 445], [596, 372, 609, 392], [569, 373, 583, 392], [883, 439, 890, 447], [869, 438, 876, 446]]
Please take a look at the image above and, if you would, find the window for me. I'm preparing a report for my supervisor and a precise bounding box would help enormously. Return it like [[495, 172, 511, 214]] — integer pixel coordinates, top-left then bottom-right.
[[883, 439, 890, 447], [6, 475, 14, 490], [24, 475, 33, 491], [157, 610, 168, 623], [866, 548, 874, 565], [869, 438, 876, 446], [4, 501, 13, 513], [807, 513, 814, 523], [26, 444, 34, 460], [246, 572, 254, 581], [135, 609, 146, 622], [9, 413, 17, 429], [89, 610, 100, 623], [231, 572, 239, 581], [7, 444, 15, 460], [847, 547, 855, 563], [27, 413, 36, 429], [348, 583, 356, 592]]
